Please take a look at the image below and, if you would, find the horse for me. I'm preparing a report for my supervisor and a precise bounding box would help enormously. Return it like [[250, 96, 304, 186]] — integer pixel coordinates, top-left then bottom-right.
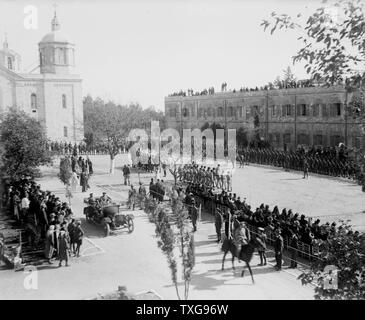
[[221, 237, 261, 283]]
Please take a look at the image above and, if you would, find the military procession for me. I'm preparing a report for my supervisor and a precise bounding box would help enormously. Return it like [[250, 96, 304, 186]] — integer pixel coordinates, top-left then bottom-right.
[[238, 146, 365, 189]]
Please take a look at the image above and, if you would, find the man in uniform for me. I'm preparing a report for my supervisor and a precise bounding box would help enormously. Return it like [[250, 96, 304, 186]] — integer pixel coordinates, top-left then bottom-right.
[[138, 182, 147, 209], [274, 228, 284, 271], [128, 185, 137, 210], [190, 198, 198, 232], [214, 208, 224, 243], [99, 192, 112, 207]]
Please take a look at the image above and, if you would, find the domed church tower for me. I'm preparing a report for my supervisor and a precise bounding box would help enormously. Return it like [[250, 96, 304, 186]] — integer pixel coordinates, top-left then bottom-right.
[[39, 10, 75, 74]]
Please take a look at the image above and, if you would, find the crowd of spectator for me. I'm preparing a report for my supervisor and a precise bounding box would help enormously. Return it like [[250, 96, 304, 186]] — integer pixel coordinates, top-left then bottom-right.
[[1, 178, 84, 266], [168, 79, 319, 97]]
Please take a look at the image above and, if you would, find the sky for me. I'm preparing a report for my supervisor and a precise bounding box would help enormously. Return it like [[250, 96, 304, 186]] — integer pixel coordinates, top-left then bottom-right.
[[0, 0, 327, 110]]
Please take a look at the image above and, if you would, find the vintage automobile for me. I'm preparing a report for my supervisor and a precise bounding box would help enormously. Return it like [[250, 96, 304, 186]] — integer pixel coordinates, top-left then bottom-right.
[[83, 197, 134, 236]]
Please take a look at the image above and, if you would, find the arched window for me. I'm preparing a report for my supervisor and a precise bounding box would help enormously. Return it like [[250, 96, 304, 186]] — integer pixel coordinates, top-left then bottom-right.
[[7, 57, 13, 70], [31, 93, 37, 109], [62, 94, 67, 109], [228, 106, 234, 117], [207, 107, 212, 117], [183, 107, 189, 117], [218, 107, 223, 117]]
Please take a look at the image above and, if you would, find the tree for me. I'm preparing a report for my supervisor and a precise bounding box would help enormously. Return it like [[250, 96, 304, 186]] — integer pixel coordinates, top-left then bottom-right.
[[298, 222, 365, 299], [83, 96, 166, 174], [261, 0, 365, 110], [146, 198, 195, 300], [261, 0, 365, 179], [0, 108, 52, 182], [283, 66, 297, 83], [58, 156, 73, 207]]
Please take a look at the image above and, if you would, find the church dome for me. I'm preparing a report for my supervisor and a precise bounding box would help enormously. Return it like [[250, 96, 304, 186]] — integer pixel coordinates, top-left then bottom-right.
[[40, 31, 69, 44], [39, 11, 71, 44]]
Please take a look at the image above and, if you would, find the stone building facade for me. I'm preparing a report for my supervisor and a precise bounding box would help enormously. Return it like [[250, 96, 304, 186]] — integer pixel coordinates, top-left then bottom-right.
[[165, 86, 364, 151], [0, 11, 84, 143]]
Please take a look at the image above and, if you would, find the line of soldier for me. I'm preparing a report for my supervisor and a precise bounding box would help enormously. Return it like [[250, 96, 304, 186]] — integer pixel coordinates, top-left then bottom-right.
[[238, 147, 362, 181], [182, 181, 363, 266], [177, 163, 233, 191], [47, 141, 124, 156]]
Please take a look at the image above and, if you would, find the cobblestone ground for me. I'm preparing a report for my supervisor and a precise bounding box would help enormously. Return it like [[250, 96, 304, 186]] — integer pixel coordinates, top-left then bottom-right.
[[0, 155, 322, 300], [232, 163, 365, 232]]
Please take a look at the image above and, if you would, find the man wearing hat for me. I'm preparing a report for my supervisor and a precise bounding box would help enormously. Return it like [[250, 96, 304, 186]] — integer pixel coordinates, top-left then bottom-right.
[[289, 229, 299, 268], [190, 198, 198, 232], [128, 185, 137, 211], [73, 221, 84, 257], [138, 182, 147, 210], [214, 208, 224, 243], [256, 227, 267, 266], [274, 228, 284, 271], [99, 192, 112, 207]]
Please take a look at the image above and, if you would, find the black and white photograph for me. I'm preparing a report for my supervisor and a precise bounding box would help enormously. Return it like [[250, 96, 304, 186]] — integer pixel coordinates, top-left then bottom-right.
[[0, 0, 364, 304]]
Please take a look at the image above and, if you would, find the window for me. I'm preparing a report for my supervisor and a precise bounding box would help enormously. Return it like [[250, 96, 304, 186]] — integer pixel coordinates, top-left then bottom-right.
[[228, 106, 234, 117], [217, 107, 224, 117], [322, 104, 328, 117], [312, 104, 320, 117], [286, 104, 293, 116], [62, 94, 67, 109], [183, 107, 189, 117], [313, 134, 323, 146], [281, 104, 293, 116], [353, 136, 361, 149], [283, 133, 291, 144], [297, 104, 308, 116], [238, 106, 243, 118], [207, 107, 212, 117], [63, 126, 68, 138], [31, 93, 37, 109], [190, 106, 195, 117], [7, 57, 13, 70], [270, 132, 280, 144], [169, 107, 176, 118], [298, 133, 310, 145], [330, 135, 342, 147], [271, 105, 276, 117], [330, 103, 341, 116]]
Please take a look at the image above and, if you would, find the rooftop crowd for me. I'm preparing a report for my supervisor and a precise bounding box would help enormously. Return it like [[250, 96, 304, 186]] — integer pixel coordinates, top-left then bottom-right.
[[168, 79, 318, 97]]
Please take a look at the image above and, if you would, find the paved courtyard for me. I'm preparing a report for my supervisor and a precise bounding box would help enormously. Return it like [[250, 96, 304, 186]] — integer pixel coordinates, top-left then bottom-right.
[[4, 153, 363, 299], [231, 164, 365, 232]]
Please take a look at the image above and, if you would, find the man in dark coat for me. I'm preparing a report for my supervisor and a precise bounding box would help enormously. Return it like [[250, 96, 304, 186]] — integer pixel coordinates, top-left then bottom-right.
[[289, 229, 299, 268], [44, 225, 55, 264], [58, 229, 70, 267], [214, 208, 223, 243], [274, 228, 284, 270], [190, 198, 198, 232], [73, 221, 84, 257], [256, 227, 267, 266]]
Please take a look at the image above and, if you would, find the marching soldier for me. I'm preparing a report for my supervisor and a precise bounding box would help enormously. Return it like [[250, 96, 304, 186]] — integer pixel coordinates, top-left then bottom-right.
[[128, 185, 137, 210], [214, 208, 224, 243], [190, 198, 198, 232], [138, 182, 147, 210]]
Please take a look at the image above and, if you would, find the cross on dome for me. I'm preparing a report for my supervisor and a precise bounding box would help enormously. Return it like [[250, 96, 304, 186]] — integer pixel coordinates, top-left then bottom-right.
[[51, 3, 60, 31]]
